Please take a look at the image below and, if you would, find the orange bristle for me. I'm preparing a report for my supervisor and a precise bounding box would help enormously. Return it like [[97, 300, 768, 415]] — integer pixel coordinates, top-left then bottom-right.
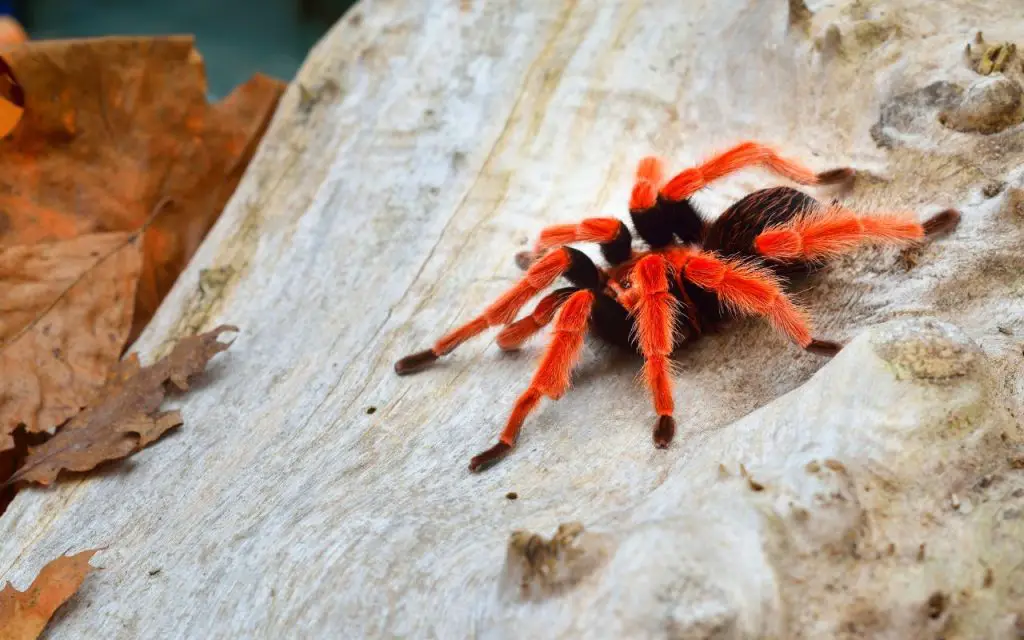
[[754, 204, 926, 261], [630, 255, 678, 424], [496, 291, 569, 350], [660, 141, 828, 202], [496, 290, 595, 444], [535, 217, 624, 252], [636, 156, 666, 186], [660, 169, 704, 202], [677, 249, 813, 347], [630, 179, 658, 210]]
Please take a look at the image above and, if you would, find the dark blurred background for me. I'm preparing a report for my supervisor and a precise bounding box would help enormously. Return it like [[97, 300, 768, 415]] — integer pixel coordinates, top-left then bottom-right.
[[7, 0, 358, 98]]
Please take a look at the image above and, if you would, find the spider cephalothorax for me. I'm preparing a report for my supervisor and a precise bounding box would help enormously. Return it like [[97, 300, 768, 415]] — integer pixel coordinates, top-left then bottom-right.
[[394, 141, 960, 472]]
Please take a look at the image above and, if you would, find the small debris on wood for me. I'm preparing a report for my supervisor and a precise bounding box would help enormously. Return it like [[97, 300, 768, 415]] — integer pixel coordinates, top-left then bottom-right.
[[786, 0, 813, 34], [503, 522, 608, 600], [824, 459, 847, 473], [965, 32, 1019, 75], [365, 406, 377, 415], [925, 591, 947, 619], [918, 543, 927, 562], [983, 181, 1007, 198], [898, 246, 923, 270], [983, 567, 994, 588], [506, 492, 518, 500], [198, 266, 236, 299]]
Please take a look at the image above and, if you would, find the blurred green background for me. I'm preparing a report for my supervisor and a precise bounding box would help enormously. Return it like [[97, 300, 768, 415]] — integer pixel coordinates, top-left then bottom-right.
[[14, 0, 357, 98]]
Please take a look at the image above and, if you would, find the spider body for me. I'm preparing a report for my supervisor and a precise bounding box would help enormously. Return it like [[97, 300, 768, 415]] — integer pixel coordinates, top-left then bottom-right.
[[395, 141, 960, 472]]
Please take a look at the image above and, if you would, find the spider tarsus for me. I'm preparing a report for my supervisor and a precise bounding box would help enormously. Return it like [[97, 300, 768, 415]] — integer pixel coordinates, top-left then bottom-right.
[[514, 250, 536, 271], [815, 167, 855, 185], [469, 442, 513, 472], [394, 349, 439, 375], [653, 415, 676, 448], [806, 339, 844, 357], [923, 208, 961, 237]]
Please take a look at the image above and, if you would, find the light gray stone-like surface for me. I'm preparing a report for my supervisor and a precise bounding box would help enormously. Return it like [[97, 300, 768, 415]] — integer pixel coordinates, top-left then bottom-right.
[[2, 0, 1024, 637]]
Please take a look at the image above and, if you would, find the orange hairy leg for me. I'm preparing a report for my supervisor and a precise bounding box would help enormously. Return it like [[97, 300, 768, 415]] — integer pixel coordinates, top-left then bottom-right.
[[630, 254, 679, 447], [469, 290, 596, 472], [395, 248, 576, 374], [496, 288, 576, 350], [665, 248, 839, 355], [630, 156, 667, 210], [533, 218, 624, 252], [517, 217, 634, 271], [754, 204, 961, 261], [659, 141, 854, 202]]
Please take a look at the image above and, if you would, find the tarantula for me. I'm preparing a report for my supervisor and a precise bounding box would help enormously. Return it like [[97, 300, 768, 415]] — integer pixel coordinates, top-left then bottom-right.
[[394, 141, 960, 472]]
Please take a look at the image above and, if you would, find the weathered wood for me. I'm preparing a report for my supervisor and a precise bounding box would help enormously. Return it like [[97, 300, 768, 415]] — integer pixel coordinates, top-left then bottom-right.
[[3, 0, 1024, 637]]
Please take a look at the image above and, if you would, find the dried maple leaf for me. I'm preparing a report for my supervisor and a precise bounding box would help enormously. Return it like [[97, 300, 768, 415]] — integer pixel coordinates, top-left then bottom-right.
[[6, 325, 237, 486], [0, 549, 98, 640], [0, 57, 24, 139], [0, 36, 284, 339], [0, 233, 141, 450]]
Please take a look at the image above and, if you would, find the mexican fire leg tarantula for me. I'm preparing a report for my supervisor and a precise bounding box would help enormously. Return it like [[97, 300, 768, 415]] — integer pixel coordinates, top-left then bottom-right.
[[395, 141, 960, 472]]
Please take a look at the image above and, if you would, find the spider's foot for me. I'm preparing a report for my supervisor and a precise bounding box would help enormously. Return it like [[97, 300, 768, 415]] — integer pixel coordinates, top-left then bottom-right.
[[395, 349, 439, 375], [923, 208, 961, 237], [653, 415, 676, 449], [469, 442, 513, 472], [815, 167, 855, 185], [514, 250, 536, 271], [806, 339, 844, 357]]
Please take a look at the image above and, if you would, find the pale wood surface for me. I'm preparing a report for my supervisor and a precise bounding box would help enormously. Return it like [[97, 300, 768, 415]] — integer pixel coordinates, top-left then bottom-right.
[[3, 0, 1024, 637]]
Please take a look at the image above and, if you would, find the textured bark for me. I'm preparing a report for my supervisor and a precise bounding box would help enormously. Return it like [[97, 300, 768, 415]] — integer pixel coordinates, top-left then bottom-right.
[[2, 0, 1024, 637]]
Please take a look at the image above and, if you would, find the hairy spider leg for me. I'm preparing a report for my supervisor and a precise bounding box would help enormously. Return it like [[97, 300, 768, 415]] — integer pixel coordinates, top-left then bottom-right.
[[754, 205, 961, 261], [469, 289, 596, 472], [496, 287, 578, 350], [664, 248, 840, 355], [529, 217, 634, 266], [395, 247, 602, 375], [658, 141, 855, 202], [630, 254, 680, 447], [630, 156, 708, 247]]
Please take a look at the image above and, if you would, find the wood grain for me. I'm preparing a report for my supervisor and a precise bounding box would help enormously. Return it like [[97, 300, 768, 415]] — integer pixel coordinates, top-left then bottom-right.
[[2, 0, 1023, 636]]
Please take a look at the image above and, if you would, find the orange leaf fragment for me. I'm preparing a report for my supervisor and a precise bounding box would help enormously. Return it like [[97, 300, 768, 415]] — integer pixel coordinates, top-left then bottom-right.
[[0, 56, 23, 139], [0, 36, 284, 339], [0, 233, 142, 449], [7, 325, 238, 486], [0, 549, 98, 640]]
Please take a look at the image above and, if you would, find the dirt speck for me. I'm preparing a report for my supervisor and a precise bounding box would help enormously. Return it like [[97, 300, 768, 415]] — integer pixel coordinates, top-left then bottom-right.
[[925, 591, 947, 619]]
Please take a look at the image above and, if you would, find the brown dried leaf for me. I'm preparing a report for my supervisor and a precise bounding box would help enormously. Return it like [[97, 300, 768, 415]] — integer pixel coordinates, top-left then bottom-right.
[[0, 549, 98, 640], [0, 36, 284, 339], [7, 325, 237, 486], [0, 233, 141, 449]]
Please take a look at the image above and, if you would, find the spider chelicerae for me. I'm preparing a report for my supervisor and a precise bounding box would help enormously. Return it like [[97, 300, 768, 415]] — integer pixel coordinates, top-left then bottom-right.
[[394, 141, 960, 472]]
